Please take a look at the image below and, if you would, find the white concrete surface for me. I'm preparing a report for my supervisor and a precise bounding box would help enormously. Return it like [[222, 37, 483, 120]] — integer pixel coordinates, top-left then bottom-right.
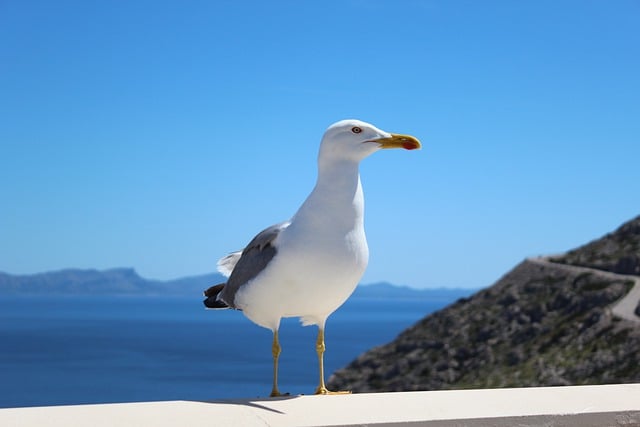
[[1, 384, 639, 427]]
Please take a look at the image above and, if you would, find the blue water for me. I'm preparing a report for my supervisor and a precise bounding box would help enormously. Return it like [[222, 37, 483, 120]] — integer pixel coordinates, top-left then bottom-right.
[[0, 295, 445, 408]]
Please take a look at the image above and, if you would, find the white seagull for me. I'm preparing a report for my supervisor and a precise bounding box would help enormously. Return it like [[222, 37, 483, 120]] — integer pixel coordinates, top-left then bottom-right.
[[204, 119, 421, 396]]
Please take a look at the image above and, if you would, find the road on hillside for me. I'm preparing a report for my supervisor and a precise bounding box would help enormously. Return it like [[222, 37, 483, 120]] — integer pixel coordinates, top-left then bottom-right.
[[528, 257, 640, 323]]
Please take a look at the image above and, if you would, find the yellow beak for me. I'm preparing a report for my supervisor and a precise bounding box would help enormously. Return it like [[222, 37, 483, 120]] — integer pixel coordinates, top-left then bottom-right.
[[373, 133, 421, 150]]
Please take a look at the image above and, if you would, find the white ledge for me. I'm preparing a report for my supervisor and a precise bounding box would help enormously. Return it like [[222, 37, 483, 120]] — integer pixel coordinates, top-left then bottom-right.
[[1, 384, 640, 427]]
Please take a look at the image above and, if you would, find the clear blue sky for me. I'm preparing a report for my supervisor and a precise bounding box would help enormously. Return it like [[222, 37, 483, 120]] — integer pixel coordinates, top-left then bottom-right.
[[1, 1, 638, 289]]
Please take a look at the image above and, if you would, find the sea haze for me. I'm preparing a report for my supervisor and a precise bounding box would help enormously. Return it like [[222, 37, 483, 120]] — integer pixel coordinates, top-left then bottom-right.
[[0, 287, 473, 408]]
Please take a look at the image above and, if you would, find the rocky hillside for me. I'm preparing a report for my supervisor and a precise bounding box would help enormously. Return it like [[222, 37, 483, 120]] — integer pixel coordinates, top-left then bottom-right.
[[328, 215, 640, 392], [551, 215, 640, 275]]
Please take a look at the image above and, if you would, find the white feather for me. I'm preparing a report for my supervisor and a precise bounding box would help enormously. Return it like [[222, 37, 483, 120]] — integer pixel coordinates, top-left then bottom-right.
[[216, 251, 242, 277]]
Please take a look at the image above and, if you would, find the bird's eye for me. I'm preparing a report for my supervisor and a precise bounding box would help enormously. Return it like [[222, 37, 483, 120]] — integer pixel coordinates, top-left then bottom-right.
[[351, 126, 362, 134]]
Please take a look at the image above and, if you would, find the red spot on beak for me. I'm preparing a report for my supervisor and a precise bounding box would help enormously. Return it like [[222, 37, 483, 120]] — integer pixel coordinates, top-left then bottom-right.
[[403, 142, 419, 150]]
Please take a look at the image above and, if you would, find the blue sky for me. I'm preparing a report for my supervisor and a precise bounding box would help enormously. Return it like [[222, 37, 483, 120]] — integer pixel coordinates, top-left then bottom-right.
[[1, 1, 638, 289]]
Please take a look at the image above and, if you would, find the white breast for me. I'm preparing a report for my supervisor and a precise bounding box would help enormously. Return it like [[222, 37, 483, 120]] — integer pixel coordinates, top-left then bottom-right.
[[234, 161, 369, 330]]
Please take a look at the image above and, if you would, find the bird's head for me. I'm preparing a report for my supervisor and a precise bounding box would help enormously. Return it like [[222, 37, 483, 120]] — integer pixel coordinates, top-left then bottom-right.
[[319, 119, 421, 162]]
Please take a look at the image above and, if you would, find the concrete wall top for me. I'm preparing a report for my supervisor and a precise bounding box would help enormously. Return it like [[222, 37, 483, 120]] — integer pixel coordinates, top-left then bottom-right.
[[1, 383, 639, 427]]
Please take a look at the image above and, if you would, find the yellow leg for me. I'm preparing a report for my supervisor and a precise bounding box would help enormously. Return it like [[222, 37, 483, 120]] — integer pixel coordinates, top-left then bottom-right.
[[270, 329, 283, 397], [314, 327, 350, 395]]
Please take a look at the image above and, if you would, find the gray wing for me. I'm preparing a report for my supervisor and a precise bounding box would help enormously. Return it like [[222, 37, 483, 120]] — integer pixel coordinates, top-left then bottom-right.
[[220, 221, 290, 308]]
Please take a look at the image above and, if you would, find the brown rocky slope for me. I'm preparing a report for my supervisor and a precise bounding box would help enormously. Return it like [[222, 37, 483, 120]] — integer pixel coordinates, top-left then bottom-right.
[[328, 215, 640, 392]]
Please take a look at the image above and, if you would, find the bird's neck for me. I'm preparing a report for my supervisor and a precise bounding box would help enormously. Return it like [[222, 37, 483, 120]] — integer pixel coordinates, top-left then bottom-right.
[[294, 158, 364, 230], [316, 157, 362, 200]]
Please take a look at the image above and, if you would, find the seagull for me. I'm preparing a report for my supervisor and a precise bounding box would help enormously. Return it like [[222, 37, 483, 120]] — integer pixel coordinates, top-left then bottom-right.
[[204, 119, 421, 396]]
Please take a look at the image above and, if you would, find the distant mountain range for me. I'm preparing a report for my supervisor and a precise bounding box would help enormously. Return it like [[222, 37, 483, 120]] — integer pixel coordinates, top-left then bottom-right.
[[350, 282, 474, 302], [0, 268, 474, 300], [329, 214, 640, 392], [0, 268, 223, 296]]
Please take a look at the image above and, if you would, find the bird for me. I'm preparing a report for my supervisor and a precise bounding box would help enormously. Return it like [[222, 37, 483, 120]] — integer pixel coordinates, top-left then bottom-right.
[[204, 119, 421, 396]]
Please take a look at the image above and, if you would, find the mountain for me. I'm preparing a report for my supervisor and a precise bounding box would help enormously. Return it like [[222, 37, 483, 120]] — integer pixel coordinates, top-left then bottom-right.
[[550, 216, 640, 275], [0, 268, 225, 296], [0, 269, 473, 299], [328, 215, 640, 392], [352, 282, 474, 301]]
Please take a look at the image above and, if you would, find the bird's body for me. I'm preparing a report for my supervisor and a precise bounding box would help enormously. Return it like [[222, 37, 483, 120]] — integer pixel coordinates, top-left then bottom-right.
[[230, 158, 367, 330], [204, 119, 420, 396]]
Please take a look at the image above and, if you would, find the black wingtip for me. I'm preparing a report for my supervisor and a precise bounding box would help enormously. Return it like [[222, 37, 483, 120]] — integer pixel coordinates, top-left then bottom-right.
[[203, 283, 230, 309]]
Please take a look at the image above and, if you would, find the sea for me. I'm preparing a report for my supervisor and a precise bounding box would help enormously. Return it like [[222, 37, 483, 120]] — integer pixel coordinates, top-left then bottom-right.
[[0, 295, 451, 408]]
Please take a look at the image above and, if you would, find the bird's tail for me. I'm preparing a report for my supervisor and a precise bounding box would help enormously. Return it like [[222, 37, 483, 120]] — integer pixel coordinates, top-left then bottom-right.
[[203, 283, 230, 309]]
